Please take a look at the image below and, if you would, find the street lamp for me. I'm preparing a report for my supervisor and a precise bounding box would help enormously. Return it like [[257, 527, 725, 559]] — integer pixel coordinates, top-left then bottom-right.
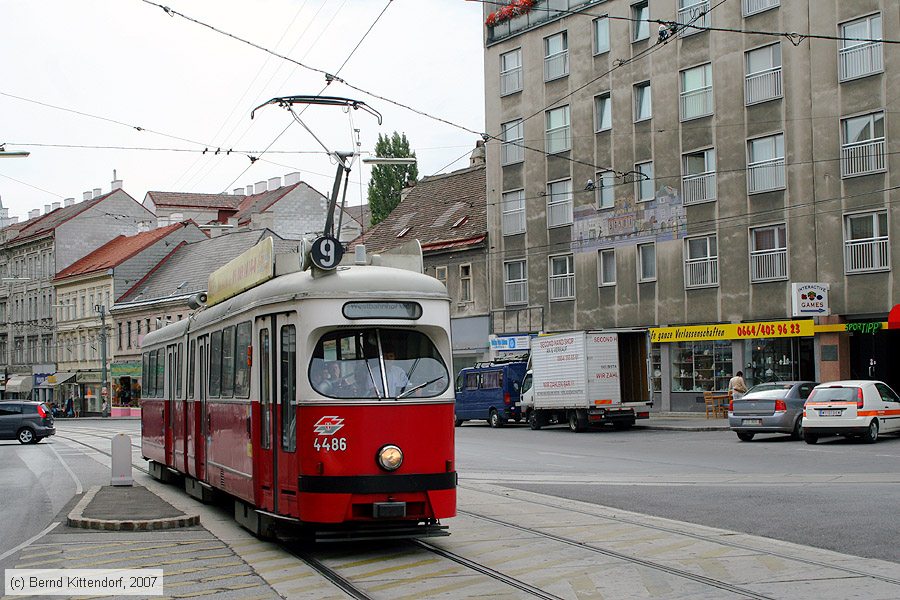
[[0, 144, 29, 158], [361, 157, 417, 166]]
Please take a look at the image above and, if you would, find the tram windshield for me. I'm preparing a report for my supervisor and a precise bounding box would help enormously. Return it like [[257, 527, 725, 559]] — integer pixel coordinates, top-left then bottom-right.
[[309, 328, 449, 399]]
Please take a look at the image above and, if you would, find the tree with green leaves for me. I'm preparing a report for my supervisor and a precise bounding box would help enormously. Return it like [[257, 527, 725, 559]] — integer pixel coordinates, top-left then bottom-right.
[[366, 132, 418, 226]]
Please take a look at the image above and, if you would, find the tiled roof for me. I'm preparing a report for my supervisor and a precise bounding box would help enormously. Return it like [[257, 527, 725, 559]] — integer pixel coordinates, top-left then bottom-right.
[[54, 222, 205, 280], [10, 189, 145, 245], [353, 164, 486, 254], [145, 191, 242, 210], [231, 183, 301, 224], [116, 229, 297, 304]]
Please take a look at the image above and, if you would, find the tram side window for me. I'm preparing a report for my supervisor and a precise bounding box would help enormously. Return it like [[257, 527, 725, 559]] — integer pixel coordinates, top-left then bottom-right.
[[187, 340, 195, 399], [154, 348, 164, 398], [209, 330, 222, 397], [259, 329, 271, 450], [176, 342, 183, 399], [234, 322, 252, 398], [221, 326, 235, 398], [281, 325, 297, 452], [142, 352, 150, 397]]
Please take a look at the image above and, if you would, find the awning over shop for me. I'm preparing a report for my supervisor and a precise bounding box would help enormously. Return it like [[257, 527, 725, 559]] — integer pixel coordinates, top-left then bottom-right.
[[5, 375, 33, 394], [39, 372, 77, 388]]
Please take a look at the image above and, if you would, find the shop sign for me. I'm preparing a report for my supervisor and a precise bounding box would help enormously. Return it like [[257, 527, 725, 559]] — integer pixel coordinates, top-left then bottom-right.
[[489, 335, 531, 352], [814, 322, 886, 334], [77, 371, 102, 383], [207, 237, 274, 306], [650, 320, 814, 343], [111, 361, 142, 379], [791, 282, 830, 317]]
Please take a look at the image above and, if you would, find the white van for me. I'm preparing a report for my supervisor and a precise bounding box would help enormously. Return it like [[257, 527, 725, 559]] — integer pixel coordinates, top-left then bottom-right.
[[802, 380, 900, 444]]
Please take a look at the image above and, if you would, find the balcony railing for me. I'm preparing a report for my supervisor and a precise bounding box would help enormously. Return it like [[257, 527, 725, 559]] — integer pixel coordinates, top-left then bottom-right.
[[682, 171, 716, 204], [742, 0, 779, 16], [547, 201, 573, 227], [550, 274, 575, 300], [544, 52, 568, 81], [747, 158, 785, 193], [501, 141, 524, 165], [839, 42, 883, 81], [677, 1, 709, 35], [745, 67, 782, 105], [504, 281, 527, 305], [502, 209, 526, 235], [845, 238, 889, 273], [685, 257, 719, 287], [841, 138, 885, 177], [546, 128, 571, 154], [750, 248, 787, 281], [500, 68, 523, 96], [680, 86, 712, 120]]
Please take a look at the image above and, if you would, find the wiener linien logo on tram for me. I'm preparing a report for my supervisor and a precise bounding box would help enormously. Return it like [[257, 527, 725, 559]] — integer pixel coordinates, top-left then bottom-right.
[[313, 416, 345, 436]]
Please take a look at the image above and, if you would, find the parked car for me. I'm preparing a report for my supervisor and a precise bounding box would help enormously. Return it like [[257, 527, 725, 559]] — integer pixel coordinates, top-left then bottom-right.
[[729, 381, 818, 441], [454, 361, 528, 427], [802, 380, 900, 444], [0, 401, 56, 444]]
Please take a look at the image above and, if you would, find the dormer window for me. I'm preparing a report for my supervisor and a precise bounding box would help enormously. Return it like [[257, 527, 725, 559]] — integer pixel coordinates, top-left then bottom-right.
[[452, 216, 468, 228], [397, 226, 412, 238]]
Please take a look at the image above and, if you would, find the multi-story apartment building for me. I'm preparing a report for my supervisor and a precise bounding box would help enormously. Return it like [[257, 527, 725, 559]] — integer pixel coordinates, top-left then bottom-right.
[[483, 0, 899, 411]]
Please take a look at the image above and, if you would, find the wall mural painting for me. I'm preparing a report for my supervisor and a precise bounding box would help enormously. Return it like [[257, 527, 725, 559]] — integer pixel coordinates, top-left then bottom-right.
[[572, 185, 687, 252]]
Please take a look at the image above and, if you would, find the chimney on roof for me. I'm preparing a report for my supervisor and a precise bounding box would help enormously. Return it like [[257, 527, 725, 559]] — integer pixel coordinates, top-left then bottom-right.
[[44, 204, 51, 214], [268, 177, 281, 190], [111, 169, 123, 190], [93, 188, 102, 198], [83, 191, 92, 201], [233, 188, 244, 196], [52, 202, 61, 210], [64, 198, 75, 207], [246, 185, 254, 195], [469, 140, 486, 167], [284, 172, 302, 186], [255, 181, 267, 194], [28, 209, 41, 219]]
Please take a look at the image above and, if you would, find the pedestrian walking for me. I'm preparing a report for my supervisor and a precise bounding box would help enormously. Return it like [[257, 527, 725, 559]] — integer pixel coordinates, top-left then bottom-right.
[[728, 371, 748, 401]]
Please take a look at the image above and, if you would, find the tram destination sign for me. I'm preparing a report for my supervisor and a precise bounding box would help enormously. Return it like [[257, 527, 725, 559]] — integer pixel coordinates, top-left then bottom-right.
[[343, 301, 422, 320], [650, 319, 814, 343], [207, 237, 275, 306]]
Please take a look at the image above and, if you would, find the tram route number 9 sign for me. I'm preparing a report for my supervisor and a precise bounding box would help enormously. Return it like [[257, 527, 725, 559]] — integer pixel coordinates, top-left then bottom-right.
[[313, 415, 348, 452], [310, 235, 344, 270]]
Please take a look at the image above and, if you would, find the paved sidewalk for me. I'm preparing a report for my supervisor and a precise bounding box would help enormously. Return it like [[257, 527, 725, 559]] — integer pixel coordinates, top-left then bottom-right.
[[639, 413, 730, 431]]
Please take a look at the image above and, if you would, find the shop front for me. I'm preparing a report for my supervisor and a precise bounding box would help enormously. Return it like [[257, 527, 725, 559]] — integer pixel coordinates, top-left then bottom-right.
[[650, 320, 816, 413], [77, 371, 103, 416], [110, 360, 142, 417]]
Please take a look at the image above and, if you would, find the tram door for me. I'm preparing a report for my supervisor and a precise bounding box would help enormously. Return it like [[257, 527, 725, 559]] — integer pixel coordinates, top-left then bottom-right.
[[256, 317, 276, 512], [165, 344, 176, 467], [196, 335, 209, 481]]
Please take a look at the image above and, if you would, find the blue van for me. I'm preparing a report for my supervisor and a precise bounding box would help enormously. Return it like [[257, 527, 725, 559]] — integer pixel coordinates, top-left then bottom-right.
[[454, 361, 528, 427]]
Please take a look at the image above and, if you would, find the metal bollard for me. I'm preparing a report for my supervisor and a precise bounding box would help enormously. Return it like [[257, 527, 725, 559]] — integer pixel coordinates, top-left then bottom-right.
[[110, 433, 134, 486]]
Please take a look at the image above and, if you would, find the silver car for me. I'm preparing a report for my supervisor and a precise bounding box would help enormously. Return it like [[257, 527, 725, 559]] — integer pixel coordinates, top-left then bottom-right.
[[729, 381, 818, 442]]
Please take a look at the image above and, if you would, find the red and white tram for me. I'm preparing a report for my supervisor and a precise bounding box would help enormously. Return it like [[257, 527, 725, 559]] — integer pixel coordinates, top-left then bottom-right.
[[140, 239, 456, 540]]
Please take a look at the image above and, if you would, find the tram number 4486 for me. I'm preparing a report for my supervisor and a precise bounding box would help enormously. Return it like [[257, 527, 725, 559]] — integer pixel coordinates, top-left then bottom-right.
[[314, 437, 348, 452]]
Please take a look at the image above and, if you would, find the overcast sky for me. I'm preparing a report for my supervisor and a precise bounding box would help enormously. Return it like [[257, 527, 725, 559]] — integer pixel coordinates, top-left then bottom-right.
[[0, 0, 486, 222]]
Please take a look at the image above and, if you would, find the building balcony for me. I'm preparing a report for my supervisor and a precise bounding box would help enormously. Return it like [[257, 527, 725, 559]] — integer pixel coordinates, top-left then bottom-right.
[[747, 158, 785, 194], [547, 202, 572, 227], [682, 171, 716, 205], [841, 138, 885, 178], [743, 0, 779, 16], [501, 69, 522, 96], [745, 67, 782, 105], [502, 210, 526, 236], [550, 274, 575, 300], [501, 142, 524, 165], [504, 281, 527, 305], [750, 248, 788, 281], [677, 1, 709, 35], [680, 87, 713, 120], [845, 238, 889, 273], [685, 257, 719, 288], [839, 42, 883, 82]]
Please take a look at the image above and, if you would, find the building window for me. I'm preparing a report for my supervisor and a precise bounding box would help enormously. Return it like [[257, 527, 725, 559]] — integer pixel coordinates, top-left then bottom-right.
[[117, 323, 123, 351], [684, 235, 719, 288], [547, 179, 573, 227], [595, 93, 611, 132], [544, 31, 568, 81], [743, 0, 779, 17], [635, 161, 655, 202], [549, 254, 575, 301], [127, 321, 132, 350], [501, 189, 526, 236], [839, 13, 883, 82], [844, 211, 889, 273], [435, 266, 448, 287], [504, 260, 528, 305], [745, 43, 782, 105], [672, 340, 732, 392], [501, 119, 524, 165], [638, 243, 656, 282], [632, 1, 649, 41], [750, 224, 788, 281], [593, 17, 610, 54], [546, 105, 571, 153], [682, 148, 716, 204], [841, 111, 885, 178], [634, 81, 651, 121], [677, 0, 709, 36], [597, 171, 615, 209], [747, 133, 785, 193], [459, 264, 472, 302], [599, 249, 616, 286], [680, 63, 713, 120], [500, 48, 523, 96]]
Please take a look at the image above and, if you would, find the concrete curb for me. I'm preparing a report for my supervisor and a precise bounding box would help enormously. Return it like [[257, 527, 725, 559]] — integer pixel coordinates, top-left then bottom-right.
[[67, 486, 200, 531], [638, 424, 729, 431]]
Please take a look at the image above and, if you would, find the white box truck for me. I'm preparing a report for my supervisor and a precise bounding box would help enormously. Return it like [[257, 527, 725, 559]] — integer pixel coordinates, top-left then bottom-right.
[[520, 331, 652, 432]]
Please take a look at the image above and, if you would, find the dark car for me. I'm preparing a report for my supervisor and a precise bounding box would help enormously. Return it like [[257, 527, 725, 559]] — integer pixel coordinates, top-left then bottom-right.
[[454, 361, 528, 427], [0, 401, 56, 444], [728, 381, 818, 441]]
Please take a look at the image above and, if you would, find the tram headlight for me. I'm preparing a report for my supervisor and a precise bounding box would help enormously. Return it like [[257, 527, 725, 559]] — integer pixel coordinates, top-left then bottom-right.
[[376, 444, 403, 471]]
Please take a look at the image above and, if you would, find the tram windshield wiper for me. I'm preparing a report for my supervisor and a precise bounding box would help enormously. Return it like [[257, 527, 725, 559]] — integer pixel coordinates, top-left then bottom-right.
[[396, 377, 442, 400]]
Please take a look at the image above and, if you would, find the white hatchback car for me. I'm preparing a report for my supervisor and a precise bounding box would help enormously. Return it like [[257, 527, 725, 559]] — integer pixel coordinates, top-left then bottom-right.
[[802, 380, 900, 444]]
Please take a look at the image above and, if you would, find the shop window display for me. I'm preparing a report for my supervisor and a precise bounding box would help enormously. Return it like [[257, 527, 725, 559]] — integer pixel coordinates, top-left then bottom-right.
[[651, 344, 661, 392], [671, 340, 732, 391], [743, 337, 813, 386]]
